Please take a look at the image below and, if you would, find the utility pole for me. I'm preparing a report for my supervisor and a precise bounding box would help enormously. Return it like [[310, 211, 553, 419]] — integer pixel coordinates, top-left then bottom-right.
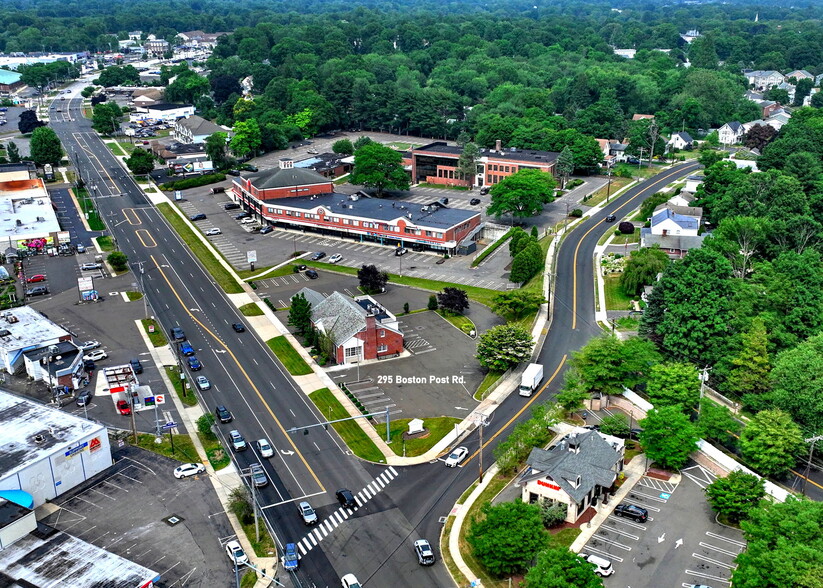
[[478, 415, 490, 482], [605, 164, 613, 203], [697, 366, 712, 417], [637, 147, 646, 170], [802, 435, 823, 496]]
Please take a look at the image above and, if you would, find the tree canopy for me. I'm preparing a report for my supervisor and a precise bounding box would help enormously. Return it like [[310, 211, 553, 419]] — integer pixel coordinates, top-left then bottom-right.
[[350, 143, 410, 196], [488, 169, 555, 219]]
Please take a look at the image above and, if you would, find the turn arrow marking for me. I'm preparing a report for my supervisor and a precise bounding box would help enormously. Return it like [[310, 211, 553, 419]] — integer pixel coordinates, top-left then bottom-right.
[[658, 533, 666, 543]]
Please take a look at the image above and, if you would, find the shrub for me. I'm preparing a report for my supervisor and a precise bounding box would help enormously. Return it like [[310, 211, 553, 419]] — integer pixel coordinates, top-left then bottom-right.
[[566, 178, 584, 188], [569, 208, 583, 218], [618, 221, 635, 234], [107, 251, 128, 272], [197, 413, 216, 438], [541, 501, 568, 528], [228, 487, 254, 524], [427, 294, 438, 311]]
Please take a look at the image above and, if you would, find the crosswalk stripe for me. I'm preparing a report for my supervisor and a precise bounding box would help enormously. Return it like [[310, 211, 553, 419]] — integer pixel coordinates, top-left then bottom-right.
[[361, 487, 372, 500], [323, 520, 334, 533], [298, 542, 308, 555], [334, 511, 344, 525], [355, 494, 364, 507], [369, 481, 380, 494], [339, 508, 349, 519], [375, 476, 386, 489], [388, 466, 398, 477], [314, 527, 325, 540], [309, 533, 318, 546]]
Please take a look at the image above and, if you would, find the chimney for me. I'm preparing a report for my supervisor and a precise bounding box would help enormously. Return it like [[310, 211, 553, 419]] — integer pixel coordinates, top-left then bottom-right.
[[495, 139, 502, 152], [279, 158, 294, 169]]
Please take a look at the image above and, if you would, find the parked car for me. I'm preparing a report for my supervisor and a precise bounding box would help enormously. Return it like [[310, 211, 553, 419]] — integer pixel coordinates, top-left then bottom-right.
[[170, 327, 186, 341], [80, 262, 102, 270], [187, 356, 202, 371], [479, 186, 490, 195], [250, 463, 268, 487], [328, 253, 343, 264], [282, 542, 299, 571], [232, 323, 246, 332], [341, 574, 361, 588], [83, 360, 96, 372], [259, 225, 273, 234], [76, 244, 86, 253], [414, 539, 436, 566], [234, 212, 251, 220], [229, 430, 247, 451], [80, 340, 101, 351], [179, 341, 195, 356], [215, 405, 233, 423], [305, 269, 319, 279], [205, 228, 222, 236], [242, 164, 258, 172], [210, 186, 225, 194], [298, 501, 318, 525], [130, 359, 144, 374], [195, 375, 211, 390], [26, 286, 49, 296], [336, 488, 356, 509], [83, 350, 108, 362], [614, 503, 648, 522], [227, 169, 241, 176], [311, 251, 326, 260], [223, 202, 241, 210], [470, 198, 481, 205], [174, 462, 206, 479], [256, 438, 274, 458], [395, 247, 408, 256], [116, 399, 132, 415], [26, 274, 47, 283], [75, 390, 93, 406], [582, 553, 614, 577], [445, 446, 469, 467], [225, 540, 248, 565], [189, 213, 207, 221], [240, 217, 256, 225]]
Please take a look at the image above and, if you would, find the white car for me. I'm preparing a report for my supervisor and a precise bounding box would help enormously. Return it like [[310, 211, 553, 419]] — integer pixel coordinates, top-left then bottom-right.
[[240, 217, 256, 225], [225, 539, 248, 565], [173, 462, 206, 479], [195, 375, 211, 390], [341, 574, 361, 588], [257, 438, 274, 458], [205, 228, 222, 236], [79, 340, 101, 351], [328, 253, 343, 264], [445, 446, 469, 467], [83, 350, 108, 362]]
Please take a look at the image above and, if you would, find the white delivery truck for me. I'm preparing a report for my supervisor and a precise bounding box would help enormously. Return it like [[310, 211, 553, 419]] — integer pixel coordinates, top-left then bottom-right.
[[519, 363, 544, 397]]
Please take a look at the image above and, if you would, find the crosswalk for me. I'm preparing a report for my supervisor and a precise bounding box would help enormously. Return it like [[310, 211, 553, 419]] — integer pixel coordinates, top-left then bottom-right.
[[296, 468, 400, 557]]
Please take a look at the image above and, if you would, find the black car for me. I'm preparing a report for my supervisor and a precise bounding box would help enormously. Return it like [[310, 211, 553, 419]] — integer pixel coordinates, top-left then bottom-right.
[[311, 251, 326, 261], [83, 359, 96, 371], [215, 405, 233, 423], [305, 269, 319, 279], [170, 327, 186, 341], [614, 503, 648, 522], [75, 390, 94, 406], [234, 212, 251, 220], [26, 286, 49, 296], [470, 198, 481, 205], [232, 323, 246, 332], [626, 157, 640, 164], [227, 169, 241, 176], [130, 359, 144, 374], [259, 225, 273, 234], [605, 214, 616, 222], [242, 164, 258, 172], [223, 202, 241, 210], [336, 488, 356, 509], [189, 213, 207, 221]]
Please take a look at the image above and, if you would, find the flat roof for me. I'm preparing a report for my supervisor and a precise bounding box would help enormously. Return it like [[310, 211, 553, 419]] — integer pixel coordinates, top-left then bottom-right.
[[414, 141, 560, 165], [0, 525, 159, 587], [146, 103, 192, 111], [0, 390, 105, 482], [0, 180, 61, 241], [0, 306, 70, 355], [272, 193, 480, 231]]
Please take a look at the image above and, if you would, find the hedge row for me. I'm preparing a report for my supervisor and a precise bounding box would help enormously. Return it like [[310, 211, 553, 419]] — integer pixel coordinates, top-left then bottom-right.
[[161, 173, 226, 191], [340, 382, 369, 415], [471, 227, 514, 268]]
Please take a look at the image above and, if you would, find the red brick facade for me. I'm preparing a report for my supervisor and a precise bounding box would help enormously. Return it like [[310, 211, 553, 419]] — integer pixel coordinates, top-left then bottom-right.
[[238, 176, 334, 202], [343, 316, 405, 363]]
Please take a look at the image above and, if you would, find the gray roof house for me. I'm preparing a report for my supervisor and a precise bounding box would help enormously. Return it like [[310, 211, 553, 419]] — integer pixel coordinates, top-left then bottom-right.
[[667, 131, 694, 150], [173, 115, 230, 144], [519, 428, 624, 523]]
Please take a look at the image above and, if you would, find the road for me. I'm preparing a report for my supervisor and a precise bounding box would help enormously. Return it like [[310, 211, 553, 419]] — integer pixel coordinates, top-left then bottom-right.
[[49, 87, 702, 587]]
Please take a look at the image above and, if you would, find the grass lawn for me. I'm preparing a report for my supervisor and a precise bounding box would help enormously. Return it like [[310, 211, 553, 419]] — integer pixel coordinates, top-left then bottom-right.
[[308, 388, 385, 462], [603, 274, 635, 311], [126, 291, 143, 301], [239, 302, 264, 316], [584, 176, 633, 207], [74, 187, 106, 231], [157, 202, 244, 294], [239, 516, 277, 558], [107, 142, 125, 156], [615, 316, 641, 331], [418, 182, 469, 191], [131, 433, 200, 463], [199, 431, 231, 470], [117, 141, 137, 155], [386, 417, 460, 457], [141, 318, 168, 347], [599, 228, 641, 246], [240, 571, 257, 588], [166, 366, 198, 407], [266, 336, 312, 376], [437, 309, 475, 336], [96, 235, 115, 251], [474, 370, 505, 400]]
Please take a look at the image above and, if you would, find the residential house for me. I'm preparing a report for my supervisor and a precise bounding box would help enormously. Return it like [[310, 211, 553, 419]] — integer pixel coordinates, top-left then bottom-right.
[[805, 88, 820, 107], [680, 29, 701, 43], [718, 121, 744, 146], [298, 289, 404, 364], [668, 191, 696, 208], [667, 132, 694, 151], [607, 141, 628, 162], [595, 139, 613, 165], [742, 113, 789, 134], [173, 115, 230, 144], [684, 175, 704, 194], [612, 49, 636, 59], [754, 99, 780, 119], [128, 30, 143, 41], [640, 204, 705, 257], [775, 81, 796, 104], [816, 73, 823, 87], [785, 69, 814, 81], [743, 70, 785, 91], [519, 428, 625, 524]]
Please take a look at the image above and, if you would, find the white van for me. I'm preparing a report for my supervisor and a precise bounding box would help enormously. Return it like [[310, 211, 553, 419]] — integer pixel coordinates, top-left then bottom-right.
[[583, 553, 614, 577]]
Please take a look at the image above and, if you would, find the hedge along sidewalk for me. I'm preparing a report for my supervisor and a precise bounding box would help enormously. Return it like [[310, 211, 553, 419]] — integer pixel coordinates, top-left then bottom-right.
[[470, 227, 513, 268]]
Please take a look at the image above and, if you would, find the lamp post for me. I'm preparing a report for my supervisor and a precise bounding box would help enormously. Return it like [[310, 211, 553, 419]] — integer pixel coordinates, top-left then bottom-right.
[[606, 164, 613, 203]]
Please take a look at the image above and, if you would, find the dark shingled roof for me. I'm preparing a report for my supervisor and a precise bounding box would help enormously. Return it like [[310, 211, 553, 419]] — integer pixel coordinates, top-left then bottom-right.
[[146, 102, 192, 111], [248, 167, 330, 189], [414, 141, 559, 165]]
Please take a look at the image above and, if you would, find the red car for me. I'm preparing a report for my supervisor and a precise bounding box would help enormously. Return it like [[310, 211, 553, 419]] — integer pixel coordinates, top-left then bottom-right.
[[116, 400, 132, 415], [27, 274, 46, 283]]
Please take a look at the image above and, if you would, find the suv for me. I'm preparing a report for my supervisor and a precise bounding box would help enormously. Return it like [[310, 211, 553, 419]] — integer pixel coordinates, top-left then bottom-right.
[[215, 405, 233, 423], [229, 430, 247, 452], [336, 488, 356, 509], [179, 341, 195, 356], [413, 539, 435, 566], [223, 202, 241, 210], [26, 285, 49, 296], [130, 359, 144, 374], [170, 327, 186, 341], [298, 501, 318, 525], [614, 503, 648, 522]]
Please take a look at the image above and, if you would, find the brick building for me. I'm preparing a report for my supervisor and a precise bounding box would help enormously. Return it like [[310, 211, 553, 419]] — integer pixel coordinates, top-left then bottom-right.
[[297, 288, 403, 364], [411, 141, 559, 188]]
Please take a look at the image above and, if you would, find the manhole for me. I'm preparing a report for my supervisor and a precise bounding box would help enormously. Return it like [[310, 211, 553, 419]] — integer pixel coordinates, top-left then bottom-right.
[[163, 515, 185, 526]]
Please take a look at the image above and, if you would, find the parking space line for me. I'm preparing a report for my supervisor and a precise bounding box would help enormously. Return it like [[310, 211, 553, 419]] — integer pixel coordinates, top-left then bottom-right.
[[589, 536, 633, 550], [626, 490, 666, 505], [597, 524, 640, 540], [698, 541, 742, 557], [608, 517, 648, 530], [705, 532, 746, 547], [584, 547, 624, 562], [684, 570, 732, 584]]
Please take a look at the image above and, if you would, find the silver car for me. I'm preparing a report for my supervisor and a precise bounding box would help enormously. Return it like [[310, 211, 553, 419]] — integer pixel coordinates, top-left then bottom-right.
[[298, 501, 318, 525], [250, 463, 268, 488]]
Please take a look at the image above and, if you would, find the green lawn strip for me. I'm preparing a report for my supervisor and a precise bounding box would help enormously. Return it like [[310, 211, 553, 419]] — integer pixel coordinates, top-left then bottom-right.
[[126, 291, 143, 301], [96, 235, 115, 251], [199, 431, 231, 470], [141, 318, 168, 347], [551, 528, 582, 549], [131, 432, 199, 462], [237, 265, 285, 280], [240, 571, 257, 588], [239, 302, 264, 316], [418, 182, 469, 191], [471, 228, 513, 268], [308, 387, 385, 462], [156, 202, 244, 294], [239, 517, 277, 559], [615, 316, 641, 331], [107, 142, 125, 156], [117, 141, 137, 155], [474, 370, 505, 401], [386, 417, 461, 457], [74, 187, 106, 231], [584, 176, 633, 207], [599, 229, 641, 246], [603, 274, 634, 311], [441, 516, 471, 588], [166, 366, 198, 407], [266, 336, 312, 376], [436, 309, 475, 336]]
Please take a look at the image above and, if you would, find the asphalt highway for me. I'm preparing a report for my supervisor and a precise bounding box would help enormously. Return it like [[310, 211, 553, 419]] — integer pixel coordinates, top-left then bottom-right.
[[49, 87, 702, 587]]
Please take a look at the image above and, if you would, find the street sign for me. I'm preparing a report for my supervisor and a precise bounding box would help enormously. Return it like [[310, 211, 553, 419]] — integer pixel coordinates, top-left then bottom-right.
[[174, 190, 182, 201], [247, 250, 257, 264], [155, 394, 165, 404], [162, 421, 178, 430]]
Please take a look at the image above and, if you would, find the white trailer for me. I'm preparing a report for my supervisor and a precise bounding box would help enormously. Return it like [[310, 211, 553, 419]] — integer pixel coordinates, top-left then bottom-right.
[[519, 363, 544, 397]]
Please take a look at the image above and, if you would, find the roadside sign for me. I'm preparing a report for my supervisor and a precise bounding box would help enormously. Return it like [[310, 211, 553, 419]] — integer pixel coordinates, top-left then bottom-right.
[[162, 421, 177, 429], [247, 250, 257, 264], [155, 394, 166, 405], [174, 190, 182, 201]]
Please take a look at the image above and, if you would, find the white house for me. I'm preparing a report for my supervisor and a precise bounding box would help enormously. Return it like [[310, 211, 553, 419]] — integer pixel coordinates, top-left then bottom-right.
[[744, 70, 785, 90], [667, 132, 694, 150], [684, 175, 704, 193], [138, 103, 195, 122], [650, 204, 702, 237], [668, 191, 696, 208], [519, 428, 624, 524], [775, 81, 796, 104], [718, 121, 744, 146], [173, 115, 230, 144]]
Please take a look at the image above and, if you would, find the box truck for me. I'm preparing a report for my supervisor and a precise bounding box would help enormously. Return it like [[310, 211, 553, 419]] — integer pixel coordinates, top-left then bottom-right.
[[519, 363, 544, 397]]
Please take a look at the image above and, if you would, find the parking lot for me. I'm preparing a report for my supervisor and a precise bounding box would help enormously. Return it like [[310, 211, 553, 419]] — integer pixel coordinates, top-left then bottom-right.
[[583, 461, 744, 588], [40, 445, 237, 588]]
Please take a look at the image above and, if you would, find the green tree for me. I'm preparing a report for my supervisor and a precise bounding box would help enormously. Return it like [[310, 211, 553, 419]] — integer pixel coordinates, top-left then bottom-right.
[[739, 409, 804, 478], [107, 251, 128, 272], [697, 399, 740, 444], [457, 142, 480, 187], [619, 246, 669, 296], [125, 147, 155, 175], [704, 130, 720, 147], [6, 141, 21, 163], [698, 148, 723, 168], [523, 547, 603, 588], [165, 70, 210, 104], [205, 132, 230, 170], [570, 335, 661, 396], [332, 139, 354, 155], [350, 143, 409, 197], [767, 333, 823, 434], [646, 362, 700, 411], [29, 126, 63, 166], [437, 287, 469, 314], [230, 119, 262, 159], [555, 369, 589, 414], [727, 318, 771, 406], [600, 413, 631, 437], [91, 102, 122, 135], [811, 92, 823, 108], [705, 471, 766, 524], [704, 217, 768, 279], [555, 146, 574, 189], [492, 290, 546, 319], [353, 136, 374, 150], [733, 498, 823, 588], [510, 241, 544, 283], [476, 324, 535, 372], [288, 293, 313, 335], [427, 294, 438, 311], [639, 406, 699, 470], [792, 78, 814, 107], [508, 227, 531, 257], [466, 501, 549, 577], [357, 264, 388, 294], [488, 168, 555, 218], [689, 34, 720, 69]]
